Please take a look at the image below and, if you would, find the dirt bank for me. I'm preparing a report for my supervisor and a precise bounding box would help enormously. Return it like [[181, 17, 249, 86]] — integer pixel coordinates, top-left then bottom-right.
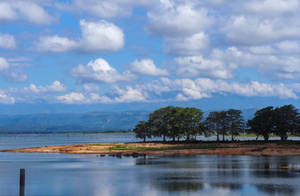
[[2, 141, 300, 157]]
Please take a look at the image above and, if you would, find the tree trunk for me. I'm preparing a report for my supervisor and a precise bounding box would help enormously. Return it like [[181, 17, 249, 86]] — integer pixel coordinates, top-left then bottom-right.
[[143, 137, 146, 143], [173, 136, 175, 142], [222, 132, 225, 142], [217, 133, 219, 142], [177, 137, 180, 142], [163, 135, 166, 142], [263, 134, 269, 141], [281, 135, 288, 141], [186, 135, 190, 141], [231, 133, 234, 141]]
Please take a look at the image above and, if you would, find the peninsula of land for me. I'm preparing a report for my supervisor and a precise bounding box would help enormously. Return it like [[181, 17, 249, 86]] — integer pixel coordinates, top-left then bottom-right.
[[2, 141, 300, 157]]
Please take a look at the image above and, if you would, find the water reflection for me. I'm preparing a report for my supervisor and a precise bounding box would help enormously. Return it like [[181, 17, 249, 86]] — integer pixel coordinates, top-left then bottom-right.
[[1, 154, 300, 196], [210, 183, 242, 191], [135, 155, 300, 195], [255, 184, 296, 196], [249, 156, 298, 178]]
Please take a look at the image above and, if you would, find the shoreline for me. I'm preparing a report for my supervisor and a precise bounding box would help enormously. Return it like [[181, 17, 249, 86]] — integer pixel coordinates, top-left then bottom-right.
[[2, 141, 300, 157]]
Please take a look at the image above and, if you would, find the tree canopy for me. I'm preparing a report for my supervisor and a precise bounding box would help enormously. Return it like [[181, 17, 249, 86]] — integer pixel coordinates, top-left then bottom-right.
[[134, 104, 299, 142]]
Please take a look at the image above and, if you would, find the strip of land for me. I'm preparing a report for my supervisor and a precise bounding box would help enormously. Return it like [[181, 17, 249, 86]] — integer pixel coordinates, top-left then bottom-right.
[[2, 141, 300, 156]]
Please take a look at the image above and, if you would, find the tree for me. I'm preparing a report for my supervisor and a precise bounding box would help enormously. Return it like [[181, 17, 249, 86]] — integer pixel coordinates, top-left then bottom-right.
[[205, 111, 228, 142], [180, 107, 203, 141], [148, 106, 175, 142], [205, 112, 220, 141], [247, 106, 274, 141], [227, 109, 245, 141], [219, 111, 229, 142], [273, 104, 298, 141], [133, 121, 151, 142]]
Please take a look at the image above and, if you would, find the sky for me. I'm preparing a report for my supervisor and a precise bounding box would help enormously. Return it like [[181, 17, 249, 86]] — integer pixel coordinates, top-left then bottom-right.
[[1, 0, 300, 113]]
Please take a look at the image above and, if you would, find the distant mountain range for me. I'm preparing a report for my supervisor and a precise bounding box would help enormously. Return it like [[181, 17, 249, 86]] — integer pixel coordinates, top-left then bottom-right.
[[0, 109, 258, 133]]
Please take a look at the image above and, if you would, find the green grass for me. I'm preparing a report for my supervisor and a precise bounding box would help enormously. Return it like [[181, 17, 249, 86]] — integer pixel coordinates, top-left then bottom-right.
[[108, 144, 236, 151]]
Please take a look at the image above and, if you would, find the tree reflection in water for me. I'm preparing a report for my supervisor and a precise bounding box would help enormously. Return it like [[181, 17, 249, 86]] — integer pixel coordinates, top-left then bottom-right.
[[134, 155, 300, 195]]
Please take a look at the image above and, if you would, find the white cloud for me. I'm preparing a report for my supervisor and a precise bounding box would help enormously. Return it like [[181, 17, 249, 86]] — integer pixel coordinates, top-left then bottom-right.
[[57, 92, 113, 104], [0, 33, 16, 49], [0, 57, 29, 82], [25, 81, 66, 94], [0, 57, 10, 71], [57, 92, 86, 104], [130, 59, 168, 76], [83, 83, 100, 92], [0, 2, 16, 20], [70, 58, 134, 83], [79, 20, 124, 52], [56, 86, 147, 104], [0, 91, 15, 104], [2, 69, 28, 83], [148, 2, 212, 37], [36, 20, 124, 53], [174, 54, 235, 79], [165, 32, 210, 55], [36, 36, 78, 52], [153, 78, 298, 100], [114, 86, 147, 103], [244, 0, 299, 15], [0, 1, 52, 24], [69, 0, 151, 18]]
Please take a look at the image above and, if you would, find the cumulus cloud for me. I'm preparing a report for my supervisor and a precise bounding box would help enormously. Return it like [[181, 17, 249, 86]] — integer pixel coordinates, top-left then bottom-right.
[[114, 86, 147, 103], [57, 86, 147, 104], [165, 32, 210, 55], [244, 0, 299, 15], [25, 81, 66, 93], [145, 78, 298, 101], [0, 1, 52, 24], [70, 58, 134, 83], [36, 36, 78, 52], [56, 92, 111, 104], [0, 33, 16, 49], [58, 0, 152, 19], [35, 20, 124, 53], [130, 59, 168, 76], [148, 2, 212, 37], [79, 20, 124, 52], [0, 91, 15, 104], [174, 51, 237, 79], [222, 16, 300, 45], [0, 57, 10, 71], [2, 69, 28, 83], [0, 57, 28, 82]]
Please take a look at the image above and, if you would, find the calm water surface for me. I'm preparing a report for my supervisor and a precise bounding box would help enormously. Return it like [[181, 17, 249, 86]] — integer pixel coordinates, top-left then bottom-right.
[[0, 133, 300, 196]]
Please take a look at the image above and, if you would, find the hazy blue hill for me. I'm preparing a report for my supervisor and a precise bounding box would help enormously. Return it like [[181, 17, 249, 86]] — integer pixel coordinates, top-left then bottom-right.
[[0, 111, 149, 133], [0, 108, 258, 133]]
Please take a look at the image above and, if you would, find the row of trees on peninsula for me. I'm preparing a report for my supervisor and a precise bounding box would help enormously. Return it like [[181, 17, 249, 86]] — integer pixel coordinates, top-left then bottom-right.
[[133, 105, 300, 142]]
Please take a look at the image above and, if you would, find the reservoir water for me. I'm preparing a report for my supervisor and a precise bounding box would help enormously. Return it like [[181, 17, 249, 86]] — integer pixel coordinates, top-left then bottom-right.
[[0, 133, 300, 196]]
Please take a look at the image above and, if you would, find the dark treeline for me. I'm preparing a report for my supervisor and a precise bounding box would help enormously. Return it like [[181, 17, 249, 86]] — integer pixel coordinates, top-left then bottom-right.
[[133, 105, 300, 142]]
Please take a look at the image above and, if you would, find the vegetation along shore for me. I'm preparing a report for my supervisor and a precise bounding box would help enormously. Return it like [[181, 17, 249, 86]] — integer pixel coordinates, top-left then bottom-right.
[[2, 104, 300, 156]]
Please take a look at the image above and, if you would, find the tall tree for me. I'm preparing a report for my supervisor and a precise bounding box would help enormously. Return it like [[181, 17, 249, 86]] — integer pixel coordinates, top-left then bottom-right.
[[219, 111, 229, 142], [273, 104, 298, 141], [181, 107, 204, 141], [205, 112, 220, 141], [227, 109, 245, 141], [148, 106, 175, 142], [247, 106, 274, 141], [133, 121, 151, 142], [205, 111, 228, 142]]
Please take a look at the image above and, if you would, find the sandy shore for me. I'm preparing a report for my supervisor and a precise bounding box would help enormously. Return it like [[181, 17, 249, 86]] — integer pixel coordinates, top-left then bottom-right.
[[2, 141, 300, 157]]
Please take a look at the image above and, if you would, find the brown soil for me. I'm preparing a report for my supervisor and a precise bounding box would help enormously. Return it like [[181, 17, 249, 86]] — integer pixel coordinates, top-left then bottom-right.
[[2, 142, 300, 157]]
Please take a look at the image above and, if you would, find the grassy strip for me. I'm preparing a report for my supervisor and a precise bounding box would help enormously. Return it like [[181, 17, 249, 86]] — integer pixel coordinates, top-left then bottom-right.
[[108, 144, 236, 151]]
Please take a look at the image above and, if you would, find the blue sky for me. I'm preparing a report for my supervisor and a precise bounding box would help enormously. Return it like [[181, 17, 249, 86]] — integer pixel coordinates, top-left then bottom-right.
[[1, 0, 300, 113]]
